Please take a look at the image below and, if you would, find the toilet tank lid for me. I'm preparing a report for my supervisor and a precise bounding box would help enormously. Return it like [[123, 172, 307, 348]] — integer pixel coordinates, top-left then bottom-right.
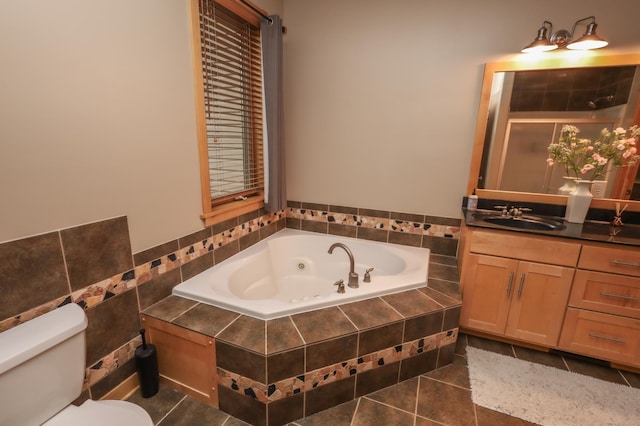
[[0, 303, 88, 375]]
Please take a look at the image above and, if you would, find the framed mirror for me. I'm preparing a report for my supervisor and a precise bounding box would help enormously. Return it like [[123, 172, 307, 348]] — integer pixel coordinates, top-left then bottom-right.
[[467, 53, 640, 212]]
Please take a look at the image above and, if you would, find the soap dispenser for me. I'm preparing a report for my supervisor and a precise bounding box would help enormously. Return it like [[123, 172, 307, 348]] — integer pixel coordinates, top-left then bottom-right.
[[467, 189, 478, 210]]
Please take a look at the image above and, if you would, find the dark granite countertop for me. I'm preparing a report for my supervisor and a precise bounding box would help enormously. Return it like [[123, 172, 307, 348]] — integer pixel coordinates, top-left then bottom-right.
[[463, 208, 640, 247]]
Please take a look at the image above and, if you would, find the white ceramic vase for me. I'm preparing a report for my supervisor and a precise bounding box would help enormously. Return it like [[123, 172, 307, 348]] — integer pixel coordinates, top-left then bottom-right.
[[590, 180, 608, 198], [565, 180, 593, 224], [557, 176, 578, 195]]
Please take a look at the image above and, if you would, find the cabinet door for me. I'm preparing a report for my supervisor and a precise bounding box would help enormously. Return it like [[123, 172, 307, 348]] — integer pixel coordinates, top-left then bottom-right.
[[141, 315, 218, 407], [460, 254, 518, 334], [505, 261, 574, 346]]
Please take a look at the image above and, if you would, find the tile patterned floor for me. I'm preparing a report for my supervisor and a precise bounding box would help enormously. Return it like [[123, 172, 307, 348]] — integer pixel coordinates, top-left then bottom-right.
[[127, 334, 640, 425]]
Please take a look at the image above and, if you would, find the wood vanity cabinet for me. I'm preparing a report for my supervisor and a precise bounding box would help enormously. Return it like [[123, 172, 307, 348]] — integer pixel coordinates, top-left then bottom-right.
[[459, 227, 580, 347], [558, 243, 640, 367], [460, 224, 640, 369]]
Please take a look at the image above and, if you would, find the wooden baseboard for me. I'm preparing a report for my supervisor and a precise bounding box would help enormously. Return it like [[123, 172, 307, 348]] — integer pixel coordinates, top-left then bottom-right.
[[611, 362, 640, 374], [462, 328, 640, 373], [159, 375, 214, 406], [101, 373, 140, 401], [460, 328, 551, 352]]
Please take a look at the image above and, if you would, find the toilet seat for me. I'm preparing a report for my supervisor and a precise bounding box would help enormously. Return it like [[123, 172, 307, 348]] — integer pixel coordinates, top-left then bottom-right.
[[43, 399, 153, 425]]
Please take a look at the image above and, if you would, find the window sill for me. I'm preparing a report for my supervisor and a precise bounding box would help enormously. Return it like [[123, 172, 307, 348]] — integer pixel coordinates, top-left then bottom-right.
[[201, 195, 264, 227]]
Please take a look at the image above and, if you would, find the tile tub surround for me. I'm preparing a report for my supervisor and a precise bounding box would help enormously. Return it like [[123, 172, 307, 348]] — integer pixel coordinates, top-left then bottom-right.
[[286, 201, 461, 257], [0, 201, 459, 404], [141, 254, 461, 426], [0, 210, 286, 400], [0, 217, 141, 385]]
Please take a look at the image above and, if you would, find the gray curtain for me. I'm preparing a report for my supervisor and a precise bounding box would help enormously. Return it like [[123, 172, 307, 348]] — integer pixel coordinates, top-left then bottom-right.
[[261, 15, 286, 212]]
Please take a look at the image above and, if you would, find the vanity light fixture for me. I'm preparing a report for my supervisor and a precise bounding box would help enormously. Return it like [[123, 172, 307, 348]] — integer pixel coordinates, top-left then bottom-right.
[[521, 21, 558, 53], [566, 17, 608, 50], [521, 16, 608, 53]]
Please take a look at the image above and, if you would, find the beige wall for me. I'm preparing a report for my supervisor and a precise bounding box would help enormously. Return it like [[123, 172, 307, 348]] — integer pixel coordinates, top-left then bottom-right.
[[0, 0, 203, 253], [283, 0, 640, 219], [1, 0, 638, 252], [0, 0, 281, 253]]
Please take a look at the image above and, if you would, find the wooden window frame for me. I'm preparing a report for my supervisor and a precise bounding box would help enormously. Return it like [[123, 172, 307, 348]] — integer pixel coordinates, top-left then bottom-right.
[[188, 0, 268, 226]]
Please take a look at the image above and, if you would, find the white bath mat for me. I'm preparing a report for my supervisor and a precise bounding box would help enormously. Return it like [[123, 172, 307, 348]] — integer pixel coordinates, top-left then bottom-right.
[[466, 346, 640, 426]]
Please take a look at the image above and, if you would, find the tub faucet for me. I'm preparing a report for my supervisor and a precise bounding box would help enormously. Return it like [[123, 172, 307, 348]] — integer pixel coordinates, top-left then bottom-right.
[[364, 267, 374, 283], [328, 243, 359, 288]]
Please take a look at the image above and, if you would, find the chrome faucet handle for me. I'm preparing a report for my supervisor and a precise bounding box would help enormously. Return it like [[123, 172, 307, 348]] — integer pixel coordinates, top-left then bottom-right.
[[334, 279, 345, 294], [511, 207, 532, 217], [364, 267, 374, 283], [493, 205, 509, 215]]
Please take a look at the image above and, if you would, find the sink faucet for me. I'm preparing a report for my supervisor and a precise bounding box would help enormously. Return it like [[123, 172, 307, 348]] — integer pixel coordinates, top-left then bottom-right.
[[328, 243, 359, 288], [493, 205, 532, 218]]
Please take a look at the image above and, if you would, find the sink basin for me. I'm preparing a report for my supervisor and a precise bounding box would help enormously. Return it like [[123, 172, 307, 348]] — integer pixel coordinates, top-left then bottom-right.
[[473, 214, 566, 231]]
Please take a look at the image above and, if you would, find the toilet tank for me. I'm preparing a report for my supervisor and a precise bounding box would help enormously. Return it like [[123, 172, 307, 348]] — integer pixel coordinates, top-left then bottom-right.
[[0, 303, 88, 426]]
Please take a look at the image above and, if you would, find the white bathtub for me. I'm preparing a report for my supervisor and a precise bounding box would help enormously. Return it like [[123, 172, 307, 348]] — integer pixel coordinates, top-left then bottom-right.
[[172, 229, 430, 319]]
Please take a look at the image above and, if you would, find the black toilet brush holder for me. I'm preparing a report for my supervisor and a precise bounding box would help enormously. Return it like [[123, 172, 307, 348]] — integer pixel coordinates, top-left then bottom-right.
[[135, 328, 159, 398]]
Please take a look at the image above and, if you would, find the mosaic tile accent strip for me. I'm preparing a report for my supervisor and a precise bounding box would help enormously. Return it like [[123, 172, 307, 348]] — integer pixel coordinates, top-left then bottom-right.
[[423, 223, 459, 238], [288, 206, 460, 239], [356, 215, 389, 230], [216, 328, 458, 403], [218, 370, 271, 403], [71, 270, 137, 309], [390, 220, 424, 234], [85, 335, 142, 389], [134, 252, 182, 286], [296, 208, 328, 222], [327, 212, 358, 226], [0, 296, 70, 333]]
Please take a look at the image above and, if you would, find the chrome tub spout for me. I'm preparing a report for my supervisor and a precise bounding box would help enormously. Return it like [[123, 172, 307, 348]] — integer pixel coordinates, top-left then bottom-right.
[[328, 242, 359, 288]]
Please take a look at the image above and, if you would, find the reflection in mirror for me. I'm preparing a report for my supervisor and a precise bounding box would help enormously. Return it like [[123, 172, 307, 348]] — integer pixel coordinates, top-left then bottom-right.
[[481, 66, 640, 198], [468, 54, 640, 212]]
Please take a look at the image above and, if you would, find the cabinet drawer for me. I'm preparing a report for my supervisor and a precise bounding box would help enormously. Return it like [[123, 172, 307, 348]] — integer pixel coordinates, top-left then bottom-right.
[[469, 230, 580, 266], [579, 244, 640, 277], [570, 270, 640, 319], [558, 308, 640, 367]]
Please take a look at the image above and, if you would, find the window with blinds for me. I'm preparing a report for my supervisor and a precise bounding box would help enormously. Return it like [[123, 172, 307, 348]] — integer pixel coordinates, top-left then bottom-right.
[[198, 0, 264, 207]]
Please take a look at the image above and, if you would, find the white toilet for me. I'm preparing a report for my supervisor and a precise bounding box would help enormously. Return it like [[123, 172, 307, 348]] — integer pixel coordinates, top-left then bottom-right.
[[0, 303, 153, 426]]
